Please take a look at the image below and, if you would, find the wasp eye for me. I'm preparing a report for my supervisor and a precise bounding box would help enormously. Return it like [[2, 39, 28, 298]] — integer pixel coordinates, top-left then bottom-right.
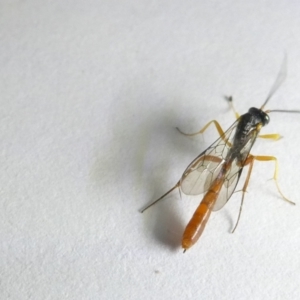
[[264, 114, 270, 125]]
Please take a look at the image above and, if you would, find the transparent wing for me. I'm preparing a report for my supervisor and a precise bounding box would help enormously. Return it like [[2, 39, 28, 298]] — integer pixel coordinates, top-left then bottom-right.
[[180, 120, 238, 196], [212, 162, 242, 211], [180, 119, 258, 211], [212, 131, 258, 211]]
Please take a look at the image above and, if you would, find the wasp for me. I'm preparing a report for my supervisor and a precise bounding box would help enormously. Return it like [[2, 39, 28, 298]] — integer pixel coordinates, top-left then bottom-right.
[[141, 58, 300, 252]]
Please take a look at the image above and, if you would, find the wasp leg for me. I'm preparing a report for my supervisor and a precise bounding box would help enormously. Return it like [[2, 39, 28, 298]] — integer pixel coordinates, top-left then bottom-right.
[[253, 155, 295, 205], [177, 120, 225, 137], [176, 120, 232, 146], [225, 96, 240, 119], [232, 153, 295, 232], [258, 133, 282, 140], [232, 155, 255, 233]]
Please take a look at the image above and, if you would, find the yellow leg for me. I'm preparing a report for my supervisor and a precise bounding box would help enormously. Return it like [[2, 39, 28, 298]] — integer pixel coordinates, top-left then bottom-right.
[[252, 155, 295, 205], [258, 133, 282, 140], [176, 120, 225, 138], [232, 155, 255, 232], [177, 96, 240, 140], [232, 153, 295, 233], [176, 120, 233, 147]]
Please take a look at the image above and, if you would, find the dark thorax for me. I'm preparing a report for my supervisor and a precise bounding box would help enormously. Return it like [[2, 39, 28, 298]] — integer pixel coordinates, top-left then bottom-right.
[[227, 107, 270, 163]]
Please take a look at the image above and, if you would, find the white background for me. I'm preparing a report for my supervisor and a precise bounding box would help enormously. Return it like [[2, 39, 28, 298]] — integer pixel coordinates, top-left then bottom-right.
[[1, 1, 300, 299]]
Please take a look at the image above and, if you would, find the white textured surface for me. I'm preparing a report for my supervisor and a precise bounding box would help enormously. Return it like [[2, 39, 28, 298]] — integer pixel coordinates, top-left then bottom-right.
[[1, 1, 300, 299]]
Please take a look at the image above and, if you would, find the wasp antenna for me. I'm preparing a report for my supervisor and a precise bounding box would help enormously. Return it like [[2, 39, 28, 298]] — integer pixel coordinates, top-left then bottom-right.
[[266, 109, 300, 114], [260, 54, 287, 110]]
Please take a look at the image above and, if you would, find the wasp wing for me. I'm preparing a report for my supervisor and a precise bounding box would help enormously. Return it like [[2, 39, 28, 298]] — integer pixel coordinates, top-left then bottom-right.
[[180, 120, 258, 211], [212, 161, 242, 211], [180, 120, 238, 196], [212, 132, 258, 211]]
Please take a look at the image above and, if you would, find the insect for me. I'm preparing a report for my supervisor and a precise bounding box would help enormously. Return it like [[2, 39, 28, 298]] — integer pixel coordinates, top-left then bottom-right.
[[141, 58, 300, 252]]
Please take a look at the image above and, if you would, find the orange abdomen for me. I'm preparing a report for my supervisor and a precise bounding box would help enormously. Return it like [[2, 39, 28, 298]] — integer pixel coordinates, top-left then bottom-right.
[[182, 179, 224, 251]]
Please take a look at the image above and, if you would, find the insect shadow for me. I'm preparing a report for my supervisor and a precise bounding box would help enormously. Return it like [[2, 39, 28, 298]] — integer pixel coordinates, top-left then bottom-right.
[[138, 102, 216, 251]]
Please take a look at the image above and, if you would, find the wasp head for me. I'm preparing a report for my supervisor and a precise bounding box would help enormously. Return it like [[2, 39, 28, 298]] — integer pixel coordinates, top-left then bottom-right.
[[248, 107, 270, 126]]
